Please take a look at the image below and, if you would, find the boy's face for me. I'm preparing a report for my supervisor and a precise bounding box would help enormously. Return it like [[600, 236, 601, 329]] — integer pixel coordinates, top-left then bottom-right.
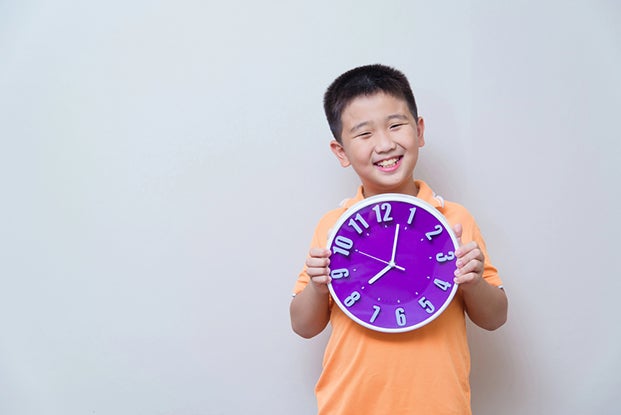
[[330, 92, 425, 198]]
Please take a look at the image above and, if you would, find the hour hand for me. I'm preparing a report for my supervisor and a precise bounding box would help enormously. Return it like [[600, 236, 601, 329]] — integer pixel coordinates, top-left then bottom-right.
[[368, 264, 392, 285]]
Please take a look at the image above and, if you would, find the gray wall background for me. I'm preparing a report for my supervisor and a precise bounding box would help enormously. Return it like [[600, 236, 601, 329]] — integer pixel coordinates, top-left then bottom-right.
[[1, 1, 620, 414]]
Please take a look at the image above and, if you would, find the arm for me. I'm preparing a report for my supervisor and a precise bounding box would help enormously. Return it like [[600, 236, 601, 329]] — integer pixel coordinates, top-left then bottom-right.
[[289, 248, 332, 338], [453, 224, 508, 331]]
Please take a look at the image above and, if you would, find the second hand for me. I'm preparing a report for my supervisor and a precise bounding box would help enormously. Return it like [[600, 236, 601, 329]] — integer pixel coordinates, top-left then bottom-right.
[[355, 249, 406, 271]]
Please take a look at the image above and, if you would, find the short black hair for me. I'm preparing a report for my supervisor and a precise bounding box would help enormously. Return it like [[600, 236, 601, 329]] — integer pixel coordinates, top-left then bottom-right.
[[323, 64, 419, 143]]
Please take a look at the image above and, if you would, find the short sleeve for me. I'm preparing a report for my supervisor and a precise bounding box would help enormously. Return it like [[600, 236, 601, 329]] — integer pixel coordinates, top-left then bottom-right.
[[468, 221, 503, 288]]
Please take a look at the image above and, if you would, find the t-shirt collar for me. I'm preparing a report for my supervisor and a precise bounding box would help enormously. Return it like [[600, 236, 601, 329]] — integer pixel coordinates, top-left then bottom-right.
[[342, 180, 444, 210]]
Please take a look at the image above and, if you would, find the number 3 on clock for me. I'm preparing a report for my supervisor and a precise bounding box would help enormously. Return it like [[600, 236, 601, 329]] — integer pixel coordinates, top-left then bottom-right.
[[436, 251, 455, 263]]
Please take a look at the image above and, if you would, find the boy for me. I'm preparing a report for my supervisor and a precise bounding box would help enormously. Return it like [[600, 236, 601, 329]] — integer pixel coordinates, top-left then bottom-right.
[[290, 64, 508, 415]]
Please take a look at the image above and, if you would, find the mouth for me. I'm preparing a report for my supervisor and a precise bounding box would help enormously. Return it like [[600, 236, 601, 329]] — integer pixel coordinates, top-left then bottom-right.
[[374, 156, 403, 170]]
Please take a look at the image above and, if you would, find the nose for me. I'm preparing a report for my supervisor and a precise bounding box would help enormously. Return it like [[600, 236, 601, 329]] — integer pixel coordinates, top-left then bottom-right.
[[374, 130, 396, 153]]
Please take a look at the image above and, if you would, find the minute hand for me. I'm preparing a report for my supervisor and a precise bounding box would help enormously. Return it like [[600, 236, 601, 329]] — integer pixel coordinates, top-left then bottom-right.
[[390, 224, 400, 262]]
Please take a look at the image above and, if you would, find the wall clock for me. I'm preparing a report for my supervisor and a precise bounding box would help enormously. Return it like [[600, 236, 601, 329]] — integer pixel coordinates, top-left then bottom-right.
[[327, 193, 459, 333]]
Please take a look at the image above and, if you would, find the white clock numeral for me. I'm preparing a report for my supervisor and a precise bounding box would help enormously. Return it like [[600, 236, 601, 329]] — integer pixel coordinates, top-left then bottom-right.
[[407, 207, 417, 225], [395, 307, 407, 326], [436, 251, 455, 263], [348, 213, 370, 235], [425, 224, 443, 240], [370, 305, 381, 323], [372, 203, 393, 223], [330, 268, 350, 279], [418, 297, 435, 314], [433, 278, 452, 291], [344, 291, 361, 307], [333, 235, 353, 256]]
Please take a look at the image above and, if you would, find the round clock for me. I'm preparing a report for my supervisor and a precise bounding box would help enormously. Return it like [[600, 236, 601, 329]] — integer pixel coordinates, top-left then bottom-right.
[[327, 193, 459, 333]]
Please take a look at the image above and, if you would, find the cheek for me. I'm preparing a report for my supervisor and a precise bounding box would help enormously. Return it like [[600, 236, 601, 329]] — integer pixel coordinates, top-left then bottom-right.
[[348, 143, 372, 161], [400, 134, 423, 150]]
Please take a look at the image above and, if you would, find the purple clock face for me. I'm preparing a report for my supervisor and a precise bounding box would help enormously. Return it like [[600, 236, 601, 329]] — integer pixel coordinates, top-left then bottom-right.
[[327, 194, 459, 333]]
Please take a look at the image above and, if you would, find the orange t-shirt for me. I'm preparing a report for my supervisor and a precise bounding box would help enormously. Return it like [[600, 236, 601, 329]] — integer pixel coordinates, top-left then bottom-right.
[[293, 181, 503, 415]]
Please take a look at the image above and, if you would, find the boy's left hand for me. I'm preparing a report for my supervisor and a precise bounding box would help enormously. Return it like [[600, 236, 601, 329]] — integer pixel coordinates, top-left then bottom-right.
[[452, 224, 484, 286]]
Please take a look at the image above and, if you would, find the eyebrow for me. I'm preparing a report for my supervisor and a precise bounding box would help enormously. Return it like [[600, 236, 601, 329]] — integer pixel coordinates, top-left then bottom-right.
[[349, 114, 409, 133], [386, 114, 409, 122], [349, 121, 371, 133]]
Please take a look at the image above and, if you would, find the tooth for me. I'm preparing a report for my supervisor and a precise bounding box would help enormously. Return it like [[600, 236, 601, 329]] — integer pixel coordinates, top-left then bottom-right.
[[378, 158, 397, 167]]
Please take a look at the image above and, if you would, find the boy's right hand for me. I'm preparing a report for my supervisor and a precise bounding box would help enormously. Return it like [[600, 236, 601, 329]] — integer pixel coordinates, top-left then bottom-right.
[[306, 248, 332, 292], [290, 248, 333, 337]]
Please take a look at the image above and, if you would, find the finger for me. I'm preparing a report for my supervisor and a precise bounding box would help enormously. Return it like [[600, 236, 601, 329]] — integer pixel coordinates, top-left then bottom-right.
[[306, 256, 330, 269], [455, 241, 478, 259], [454, 271, 478, 285], [454, 262, 485, 284], [310, 247, 331, 258], [455, 258, 483, 277], [458, 245, 484, 266], [309, 275, 331, 285], [307, 262, 330, 276], [308, 267, 330, 277]]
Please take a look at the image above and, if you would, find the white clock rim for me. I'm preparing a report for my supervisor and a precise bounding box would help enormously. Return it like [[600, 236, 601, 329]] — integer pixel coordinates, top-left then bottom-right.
[[326, 193, 460, 333]]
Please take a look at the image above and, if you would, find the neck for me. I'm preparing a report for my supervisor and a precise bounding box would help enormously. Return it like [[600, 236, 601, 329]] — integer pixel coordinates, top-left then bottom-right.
[[362, 180, 419, 198]]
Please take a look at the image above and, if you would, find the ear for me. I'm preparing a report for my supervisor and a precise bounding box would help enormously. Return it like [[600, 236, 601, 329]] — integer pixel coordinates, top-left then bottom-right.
[[330, 140, 351, 168], [416, 117, 426, 148]]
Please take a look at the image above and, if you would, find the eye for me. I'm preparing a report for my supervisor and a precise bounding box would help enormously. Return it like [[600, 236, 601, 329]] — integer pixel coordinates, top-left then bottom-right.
[[390, 123, 405, 130], [354, 131, 372, 139]]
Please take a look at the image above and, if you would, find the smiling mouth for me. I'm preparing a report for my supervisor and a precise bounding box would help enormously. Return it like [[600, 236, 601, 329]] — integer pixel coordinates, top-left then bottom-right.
[[374, 156, 402, 168]]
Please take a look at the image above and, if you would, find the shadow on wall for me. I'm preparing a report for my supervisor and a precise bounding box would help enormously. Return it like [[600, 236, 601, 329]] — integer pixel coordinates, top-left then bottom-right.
[[467, 313, 540, 414]]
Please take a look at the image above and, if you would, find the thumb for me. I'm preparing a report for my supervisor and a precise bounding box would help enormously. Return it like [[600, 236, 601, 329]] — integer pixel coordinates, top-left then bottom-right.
[[452, 223, 463, 246]]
